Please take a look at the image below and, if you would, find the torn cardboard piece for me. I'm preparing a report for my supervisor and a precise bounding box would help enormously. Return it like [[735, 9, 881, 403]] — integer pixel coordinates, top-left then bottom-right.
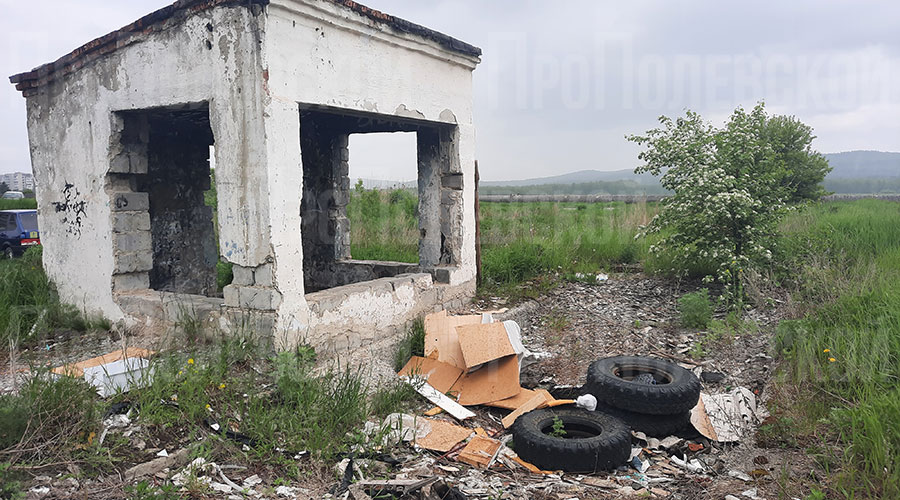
[[449, 355, 520, 406], [53, 348, 155, 397], [423, 311, 487, 370], [501, 392, 548, 428], [415, 419, 473, 452], [691, 387, 769, 442], [456, 322, 516, 370], [458, 435, 502, 468], [52, 347, 154, 377], [485, 387, 556, 410], [397, 356, 463, 394]]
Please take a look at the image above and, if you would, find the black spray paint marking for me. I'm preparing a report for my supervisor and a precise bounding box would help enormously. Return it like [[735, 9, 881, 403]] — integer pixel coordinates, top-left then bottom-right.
[[51, 182, 87, 237]]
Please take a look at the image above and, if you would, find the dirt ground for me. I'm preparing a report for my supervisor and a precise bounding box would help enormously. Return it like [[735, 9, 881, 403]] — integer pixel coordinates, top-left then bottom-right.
[[2, 273, 823, 499]]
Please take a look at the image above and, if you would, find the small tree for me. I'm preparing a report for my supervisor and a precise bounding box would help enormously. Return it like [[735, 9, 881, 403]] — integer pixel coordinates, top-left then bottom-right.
[[628, 103, 796, 307], [0, 182, 8, 195], [764, 115, 832, 202]]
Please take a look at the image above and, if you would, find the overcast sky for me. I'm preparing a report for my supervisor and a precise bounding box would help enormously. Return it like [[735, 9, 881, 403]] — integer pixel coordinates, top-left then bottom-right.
[[2, 1, 898, 181]]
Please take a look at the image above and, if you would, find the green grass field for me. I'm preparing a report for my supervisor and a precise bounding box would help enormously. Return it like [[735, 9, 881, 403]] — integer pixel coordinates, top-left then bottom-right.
[[348, 188, 659, 296], [773, 200, 900, 497]]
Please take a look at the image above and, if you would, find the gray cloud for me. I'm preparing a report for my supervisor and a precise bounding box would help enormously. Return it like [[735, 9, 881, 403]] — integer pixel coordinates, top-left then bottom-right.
[[3, 0, 898, 181]]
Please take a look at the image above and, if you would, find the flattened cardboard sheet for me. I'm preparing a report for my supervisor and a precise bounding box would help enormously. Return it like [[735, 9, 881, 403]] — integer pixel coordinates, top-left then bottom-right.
[[415, 419, 472, 452], [423, 311, 484, 369], [397, 356, 463, 394], [456, 322, 515, 369], [449, 355, 520, 406]]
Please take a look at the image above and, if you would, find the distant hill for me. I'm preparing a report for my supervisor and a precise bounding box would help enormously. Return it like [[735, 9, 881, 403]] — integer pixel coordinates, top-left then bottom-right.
[[356, 151, 900, 195], [482, 169, 658, 187], [824, 151, 900, 179]]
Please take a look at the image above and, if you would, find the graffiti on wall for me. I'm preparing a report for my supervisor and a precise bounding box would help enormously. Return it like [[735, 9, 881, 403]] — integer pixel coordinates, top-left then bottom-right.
[[51, 182, 87, 237]]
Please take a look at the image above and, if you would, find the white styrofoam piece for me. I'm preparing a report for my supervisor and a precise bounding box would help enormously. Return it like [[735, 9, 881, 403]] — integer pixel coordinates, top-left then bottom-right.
[[82, 357, 153, 397]]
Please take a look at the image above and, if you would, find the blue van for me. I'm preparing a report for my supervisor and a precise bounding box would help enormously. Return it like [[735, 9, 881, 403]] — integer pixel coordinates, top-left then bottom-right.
[[0, 210, 40, 258]]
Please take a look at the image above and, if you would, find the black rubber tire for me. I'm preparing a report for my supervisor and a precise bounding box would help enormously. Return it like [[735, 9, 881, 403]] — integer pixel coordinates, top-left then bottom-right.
[[510, 407, 631, 473], [592, 400, 691, 437], [584, 356, 701, 415]]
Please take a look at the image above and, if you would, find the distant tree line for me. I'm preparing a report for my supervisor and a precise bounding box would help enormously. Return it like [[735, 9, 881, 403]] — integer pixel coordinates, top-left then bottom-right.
[[823, 177, 900, 194], [480, 179, 669, 196]]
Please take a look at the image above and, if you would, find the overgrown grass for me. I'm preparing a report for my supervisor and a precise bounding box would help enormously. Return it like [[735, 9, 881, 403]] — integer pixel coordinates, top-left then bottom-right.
[[773, 199, 900, 497], [0, 199, 36, 210], [1, 329, 418, 485], [0, 372, 100, 463], [132, 333, 417, 464], [347, 186, 659, 296], [0, 247, 109, 345], [393, 318, 425, 372], [348, 186, 419, 263]]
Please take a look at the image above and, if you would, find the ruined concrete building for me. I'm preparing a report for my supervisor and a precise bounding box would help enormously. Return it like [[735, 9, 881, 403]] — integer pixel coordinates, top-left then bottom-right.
[[9, 0, 481, 354]]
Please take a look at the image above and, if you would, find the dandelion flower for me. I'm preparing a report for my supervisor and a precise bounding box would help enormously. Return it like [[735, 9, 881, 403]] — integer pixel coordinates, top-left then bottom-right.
[[823, 349, 830, 353], [188, 358, 194, 365], [219, 383, 226, 389], [205, 404, 211, 409], [828, 357, 836, 363]]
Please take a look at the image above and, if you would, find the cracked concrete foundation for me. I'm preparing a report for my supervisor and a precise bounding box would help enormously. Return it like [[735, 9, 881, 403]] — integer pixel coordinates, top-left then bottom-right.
[[10, 0, 481, 358]]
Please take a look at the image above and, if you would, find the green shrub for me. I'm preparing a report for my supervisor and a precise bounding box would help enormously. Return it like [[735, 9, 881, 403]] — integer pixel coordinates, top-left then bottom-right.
[[216, 260, 233, 292], [678, 289, 713, 329], [0, 462, 24, 500]]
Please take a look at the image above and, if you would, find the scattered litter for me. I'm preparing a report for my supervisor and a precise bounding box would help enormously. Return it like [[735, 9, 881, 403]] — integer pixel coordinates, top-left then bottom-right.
[[575, 393, 597, 411], [402, 378, 475, 421], [414, 419, 472, 452], [423, 406, 443, 416], [29, 486, 51, 497], [380, 413, 432, 443], [458, 435, 502, 468], [449, 354, 520, 406], [456, 322, 516, 370], [52, 348, 155, 397], [630, 455, 650, 473], [275, 485, 307, 497], [423, 310, 486, 369], [156, 449, 168, 457], [398, 356, 462, 394], [728, 470, 752, 482], [670, 454, 705, 473], [501, 392, 548, 428], [485, 388, 553, 410], [691, 387, 769, 442], [742, 487, 762, 499], [242, 474, 262, 487]]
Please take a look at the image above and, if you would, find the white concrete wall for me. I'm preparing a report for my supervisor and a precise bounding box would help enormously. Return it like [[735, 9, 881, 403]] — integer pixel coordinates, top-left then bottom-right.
[[24, 6, 269, 320], [263, 0, 480, 345], [22, 0, 480, 349]]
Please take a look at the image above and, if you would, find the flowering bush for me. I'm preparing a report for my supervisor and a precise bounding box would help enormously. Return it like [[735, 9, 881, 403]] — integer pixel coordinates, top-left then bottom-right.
[[629, 103, 801, 307]]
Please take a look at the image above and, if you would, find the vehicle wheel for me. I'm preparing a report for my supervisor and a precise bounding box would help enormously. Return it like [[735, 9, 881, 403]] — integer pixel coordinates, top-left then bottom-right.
[[585, 356, 701, 415], [592, 399, 691, 437], [2, 246, 12, 259], [510, 407, 631, 473]]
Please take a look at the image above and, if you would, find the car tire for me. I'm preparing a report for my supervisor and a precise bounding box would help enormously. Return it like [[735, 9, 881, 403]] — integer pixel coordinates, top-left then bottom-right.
[[510, 407, 631, 473], [592, 399, 692, 437], [585, 356, 701, 415], [2, 246, 12, 259]]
